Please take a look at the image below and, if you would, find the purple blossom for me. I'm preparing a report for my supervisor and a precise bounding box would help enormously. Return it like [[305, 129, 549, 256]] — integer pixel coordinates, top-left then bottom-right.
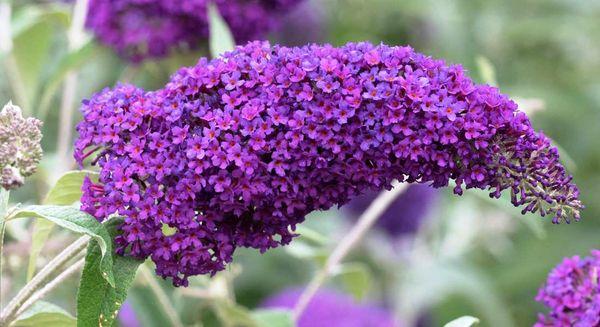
[[262, 288, 397, 327], [535, 250, 600, 326], [346, 185, 438, 237], [117, 302, 141, 327], [85, 0, 304, 62], [75, 41, 582, 285]]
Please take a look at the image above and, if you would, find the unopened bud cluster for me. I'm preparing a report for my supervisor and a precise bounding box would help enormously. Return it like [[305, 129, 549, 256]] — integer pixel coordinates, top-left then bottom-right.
[[0, 102, 43, 190]]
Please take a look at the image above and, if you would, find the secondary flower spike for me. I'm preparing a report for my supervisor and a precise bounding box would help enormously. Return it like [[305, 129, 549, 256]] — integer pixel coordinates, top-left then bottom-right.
[[75, 41, 582, 285], [535, 250, 600, 326], [86, 0, 304, 62], [263, 288, 397, 327], [0, 102, 43, 190]]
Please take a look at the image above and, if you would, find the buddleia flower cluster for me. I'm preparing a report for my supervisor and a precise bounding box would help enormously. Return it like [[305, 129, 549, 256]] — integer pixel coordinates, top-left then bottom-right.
[[86, 0, 304, 62], [535, 250, 600, 326], [0, 102, 43, 190], [75, 41, 582, 286]]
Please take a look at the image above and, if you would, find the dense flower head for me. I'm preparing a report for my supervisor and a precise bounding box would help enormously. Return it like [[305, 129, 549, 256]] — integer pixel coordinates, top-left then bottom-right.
[[262, 288, 397, 327], [86, 0, 304, 62], [535, 250, 600, 326], [347, 185, 438, 237], [0, 102, 43, 190], [75, 41, 582, 285]]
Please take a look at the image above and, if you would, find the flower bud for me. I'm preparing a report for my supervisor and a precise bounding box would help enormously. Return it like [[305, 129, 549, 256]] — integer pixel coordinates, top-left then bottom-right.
[[0, 101, 43, 190]]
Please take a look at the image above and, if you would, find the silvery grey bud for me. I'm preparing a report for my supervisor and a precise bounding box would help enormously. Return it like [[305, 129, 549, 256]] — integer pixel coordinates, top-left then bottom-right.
[[0, 101, 43, 190]]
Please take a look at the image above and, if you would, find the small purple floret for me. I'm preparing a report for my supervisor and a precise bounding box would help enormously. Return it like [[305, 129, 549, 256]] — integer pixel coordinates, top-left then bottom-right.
[[75, 41, 582, 285]]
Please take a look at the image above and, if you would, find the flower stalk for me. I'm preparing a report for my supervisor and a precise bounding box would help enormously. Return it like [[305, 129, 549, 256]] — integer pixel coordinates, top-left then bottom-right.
[[16, 257, 85, 318], [0, 236, 89, 325], [0, 188, 9, 308], [56, 0, 89, 174], [292, 181, 408, 319], [138, 264, 184, 327]]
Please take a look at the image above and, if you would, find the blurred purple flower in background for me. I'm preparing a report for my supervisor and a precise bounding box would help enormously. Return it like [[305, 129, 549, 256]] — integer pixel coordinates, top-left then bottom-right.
[[85, 0, 304, 62], [346, 185, 438, 237], [277, 0, 326, 46], [535, 250, 600, 326], [263, 288, 397, 327], [75, 41, 581, 286], [117, 301, 141, 327]]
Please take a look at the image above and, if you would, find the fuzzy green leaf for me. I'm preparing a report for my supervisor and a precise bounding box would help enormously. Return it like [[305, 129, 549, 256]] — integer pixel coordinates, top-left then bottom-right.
[[252, 309, 294, 327], [213, 300, 258, 327], [45, 171, 98, 206], [77, 217, 143, 327], [27, 219, 54, 281], [37, 41, 98, 121], [27, 171, 99, 280], [11, 5, 69, 40], [12, 301, 76, 327], [475, 56, 497, 86], [337, 262, 372, 301], [12, 205, 114, 286]]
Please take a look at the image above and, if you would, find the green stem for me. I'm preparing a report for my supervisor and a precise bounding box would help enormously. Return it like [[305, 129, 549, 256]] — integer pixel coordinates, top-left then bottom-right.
[[0, 236, 89, 325], [292, 181, 409, 320], [16, 257, 85, 317], [56, 0, 89, 174], [139, 264, 184, 327], [0, 188, 9, 309]]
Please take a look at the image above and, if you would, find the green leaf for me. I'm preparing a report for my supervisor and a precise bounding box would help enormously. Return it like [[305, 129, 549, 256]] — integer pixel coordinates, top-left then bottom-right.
[[161, 223, 177, 236], [77, 217, 143, 327], [27, 219, 54, 281], [12, 301, 76, 327], [396, 260, 514, 327], [11, 205, 115, 286], [0, 188, 8, 221], [443, 316, 480, 327], [295, 225, 329, 245], [27, 171, 98, 281], [208, 2, 235, 58], [336, 262, 372, 301], [475, 56, 497, 86], [37, 41, 99, 121], [45, 171, 98, 206], [11, 17, 55, 111], [212, 300, 258, 327], [252, 309, 294, 327], [11, 5, 69, 40], [127, 285, 173, 327]]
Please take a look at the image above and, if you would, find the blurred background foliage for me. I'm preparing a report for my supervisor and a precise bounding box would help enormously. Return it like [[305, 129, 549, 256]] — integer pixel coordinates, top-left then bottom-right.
[[1, 0, 599, 326]]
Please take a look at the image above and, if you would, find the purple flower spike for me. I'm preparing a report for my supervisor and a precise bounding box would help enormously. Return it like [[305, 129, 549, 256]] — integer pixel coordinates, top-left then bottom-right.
[[75, 41, 582, 285], [535, 250, 600, 326], [86, 0, 304, 62], [262, 288, 397, 327]]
